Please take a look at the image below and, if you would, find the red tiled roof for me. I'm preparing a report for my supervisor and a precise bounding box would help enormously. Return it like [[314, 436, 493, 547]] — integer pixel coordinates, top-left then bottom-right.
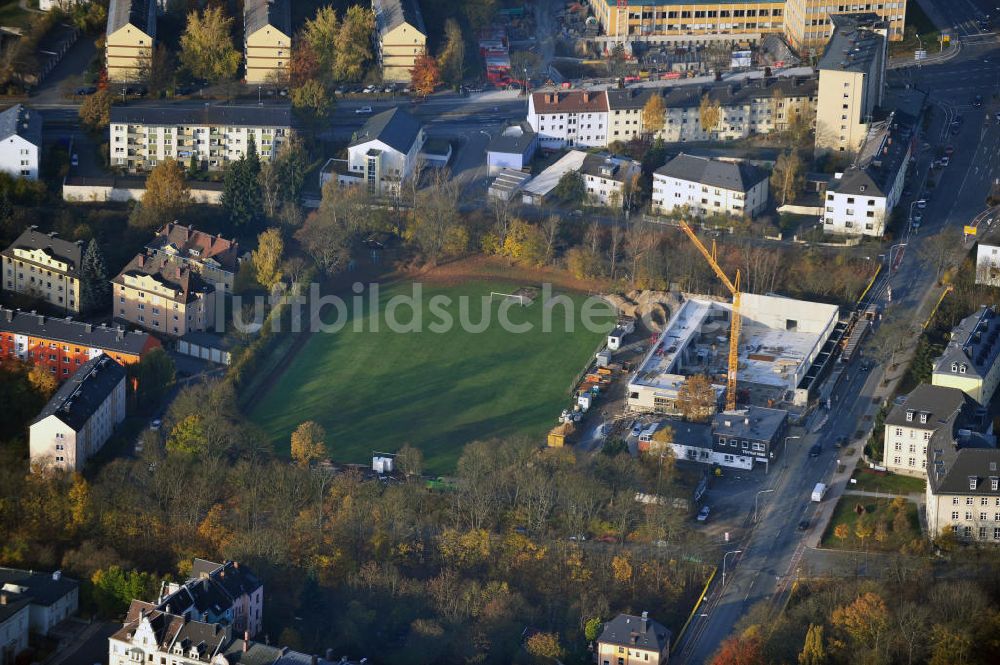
[[532, 90, 608, 114]]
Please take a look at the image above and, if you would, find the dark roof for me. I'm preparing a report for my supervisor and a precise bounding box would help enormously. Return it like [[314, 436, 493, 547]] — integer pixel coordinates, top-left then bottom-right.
[[2, 227, 83, 276], [0, 104, 42, 147], [244, 0, 291, 38], [0, 308, 159, 357], [670, 421, 713, 449], [158, 559, 262, 624], [0, 593, 30, 625], [817, 13, 886, 73], [598, 613, 671, 652], [0, 568, 77, 607], [580, 153, 639, 184], [933, 306, 1000, 382], [532, 89, 609, 114], [487, 122, 537, 155], [31, 355, 126, 431], [604, 75, 817, 112], [350, 107, 422, 154], [373, 0, 426, 36], [110, 105, 292, 128], [712, 406, 788, 442], [107, 0, 155, 36], [113, 253, 211, 304], [885, 384, 971, 429], [656, 153, 767, 193], [146, 223, 240, 274], [930, 446, 1000, 496], [829, 110, 914, 198]]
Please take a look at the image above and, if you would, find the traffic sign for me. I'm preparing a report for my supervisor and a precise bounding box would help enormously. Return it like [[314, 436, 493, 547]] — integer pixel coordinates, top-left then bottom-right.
[[915, 50, 927, 61], [965, 225, 979, 236]]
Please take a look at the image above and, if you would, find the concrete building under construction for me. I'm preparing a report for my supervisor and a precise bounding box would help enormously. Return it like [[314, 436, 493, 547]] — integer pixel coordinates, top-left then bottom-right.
[[626, 293, 839, 413]]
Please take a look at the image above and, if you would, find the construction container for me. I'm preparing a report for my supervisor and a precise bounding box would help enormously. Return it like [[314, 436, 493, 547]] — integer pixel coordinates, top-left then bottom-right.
[[547, 422, 576, 447]]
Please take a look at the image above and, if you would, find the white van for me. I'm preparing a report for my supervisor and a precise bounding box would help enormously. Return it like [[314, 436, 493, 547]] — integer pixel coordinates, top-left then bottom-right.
[[811, 483, 827, 502]]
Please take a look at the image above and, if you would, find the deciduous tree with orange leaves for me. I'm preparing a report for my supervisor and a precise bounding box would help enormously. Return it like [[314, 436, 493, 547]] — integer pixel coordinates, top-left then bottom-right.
[[410, 54, 441, 97]]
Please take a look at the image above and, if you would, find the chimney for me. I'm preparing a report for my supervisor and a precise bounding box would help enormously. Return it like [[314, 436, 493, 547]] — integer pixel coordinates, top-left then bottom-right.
[[84, 323, 92, 333], [0, 593, 7, 605], [641, 611, 649, 632], [583, 91, 592, 103], [4, 309, 11, 322], [37, 313, 44, 325]]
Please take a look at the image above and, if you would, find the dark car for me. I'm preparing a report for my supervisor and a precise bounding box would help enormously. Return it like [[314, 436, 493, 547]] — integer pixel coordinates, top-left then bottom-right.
[[809, 443, 822, 458], [835, 435, 847, 448], [974, 95, 983, 108], [75, 86, 97, 95], [797, 519, 810, 531]]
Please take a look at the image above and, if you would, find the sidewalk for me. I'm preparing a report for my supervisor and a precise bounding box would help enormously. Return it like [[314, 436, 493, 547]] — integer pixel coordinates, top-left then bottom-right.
[[843, 489, 925, 504]]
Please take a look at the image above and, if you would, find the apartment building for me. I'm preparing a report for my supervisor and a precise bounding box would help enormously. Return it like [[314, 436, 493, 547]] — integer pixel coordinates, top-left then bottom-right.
[[373, 0, 427, 83], [652, 153, 768, 218], [0, 568, 79, 636], [156, 559, 264, 637], [815, 14, 887, 155], [1, 227, 82, 314], [0, 104, 42, 180], [530, 77, 816, 150], [528, 89, 610, 149], [596, 612, 670, 665], [105, 0, 157, 82], [112, 253, 215, 337], [244, 0, 291, 84], [109, 105, 292, 173], [783, 0, 904, 53], [932, 306, 1000, 406], [323, 107, 425, 196], [580, 153, 642, 206], [0, 308, 161, 378], [883, 383, 978, 478], [29, 354, 127, 472], [822, 110, 912, 236], [927, 443, 1000, 543], [0, 591, 29, 665], [145, 223, 240, 293], [975, 230, 1000, 287]]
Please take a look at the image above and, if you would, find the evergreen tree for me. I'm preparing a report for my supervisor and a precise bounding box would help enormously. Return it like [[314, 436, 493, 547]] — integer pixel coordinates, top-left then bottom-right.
[[221, 138, 263, 227], [81, 238, 109, 313]]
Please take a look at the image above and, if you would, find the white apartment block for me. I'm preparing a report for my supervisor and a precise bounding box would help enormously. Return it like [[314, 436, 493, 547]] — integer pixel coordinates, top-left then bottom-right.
[[822, 110, 911, 236], [29, 354, 127, 472], [976, 234, 1000, 287], [652, 153, 768, 218], [109, 105, 292, 173], [0, 105, 42, 181], [580, 153, 641, 206], [528, 90, 609, 149]]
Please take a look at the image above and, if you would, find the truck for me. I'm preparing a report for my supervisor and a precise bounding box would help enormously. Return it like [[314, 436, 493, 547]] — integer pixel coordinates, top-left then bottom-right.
[[811, 483, 827, 502]]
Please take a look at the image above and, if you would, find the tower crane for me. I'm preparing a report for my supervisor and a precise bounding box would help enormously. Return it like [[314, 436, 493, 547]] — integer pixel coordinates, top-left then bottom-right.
[[677, 221, 741, 412]]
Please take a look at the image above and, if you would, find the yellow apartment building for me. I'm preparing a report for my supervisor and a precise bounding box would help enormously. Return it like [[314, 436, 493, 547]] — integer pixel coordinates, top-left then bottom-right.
[[112, 253, 215, 337], [244, 0, 291, 84], [373, 0, 427, 82], [105, 0, 157, 82], [1, 227, 83, 314]]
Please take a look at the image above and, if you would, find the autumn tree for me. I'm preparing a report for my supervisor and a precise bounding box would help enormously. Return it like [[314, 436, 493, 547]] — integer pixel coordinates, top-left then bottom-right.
[[252, 228, 284, 290], [710, 632, 766, 665], [28, 364, 58, 399], [831, 592, 889, 652], [135, 159, 191, 228], [166, 414, 208, 457], [799, 623, 827, 665], [295, 179, 372, 274], [410, 54, 441, 97], [498, 219, 548, 266], [395, 443, 424, 478], [291, 420, 326, 467], [642, 93, 666, 137], [78, 89, 111, 132], [438, 19, 465, 86], [291, 78, 334, 120], [699, 95, 722, 134], [525, 632, 563, 661], [676, 374, 717, 422], [179, 7, 240, 83], [834, 522, 850, 543], [406, 172, 467, 264], [302, 6, 339, 74], [334, 6, 374, 81], [771, 150, 804, 206]]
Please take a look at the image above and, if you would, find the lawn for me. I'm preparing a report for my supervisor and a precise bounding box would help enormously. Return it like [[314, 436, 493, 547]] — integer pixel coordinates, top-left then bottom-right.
[[250, 280, 614, 473], [849, 468, 926, 495], [820, 496, 923, 552]]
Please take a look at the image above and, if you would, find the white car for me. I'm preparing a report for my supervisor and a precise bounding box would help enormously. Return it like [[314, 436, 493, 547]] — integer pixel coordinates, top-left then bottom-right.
[[916, 199, 927, 209], [355, 106, 373, 114], [939, 156, 950, 167], [630, 422, 643, 437]]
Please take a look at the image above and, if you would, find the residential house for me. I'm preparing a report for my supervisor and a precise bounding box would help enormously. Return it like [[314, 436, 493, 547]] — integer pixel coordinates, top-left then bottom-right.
[[105, 0, 157, 82], [486, 122, 537, 175], [814, 14, 888, 156], [528, 89, 609, 149], [652, 153, 768, 218], [596, 612, 670, 665], [580, 153, 641, 207], [156, 559, 263, 638], [932, 306, 1000, 406], [322, 107, 425, 196], [112, 253, 215, 337], [372, 0, 427, 83], [882, 383, 979, 478], [0, 104, 42, 180], [29, 354, 127, 472], [822, 110, 913, 236], [109, 105, 292, 173], [1, 227, 83, 314], [0, 568, 79, 636], [712, 406, 789, 471], [145, 223, 240, 293], [0, 308, 161, 379], [975, 230, 1000, 287], [926, 441, 1000, 543], [0, 591, 29, 665], [243, 0, 291, 84]]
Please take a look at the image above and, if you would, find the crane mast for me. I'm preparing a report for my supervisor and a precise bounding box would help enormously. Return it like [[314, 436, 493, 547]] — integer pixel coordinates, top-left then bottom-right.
[[677, 221, 741, 411]]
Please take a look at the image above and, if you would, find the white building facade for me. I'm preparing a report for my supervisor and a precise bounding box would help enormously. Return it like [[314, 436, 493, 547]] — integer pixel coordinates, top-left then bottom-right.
[[652, 154, 768, 218], [528, 90, 609, 149], [0, 105, 42, 181]]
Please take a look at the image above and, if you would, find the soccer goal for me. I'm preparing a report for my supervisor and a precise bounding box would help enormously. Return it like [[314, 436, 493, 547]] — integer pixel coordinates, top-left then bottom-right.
[[491, 291, 528, 306]]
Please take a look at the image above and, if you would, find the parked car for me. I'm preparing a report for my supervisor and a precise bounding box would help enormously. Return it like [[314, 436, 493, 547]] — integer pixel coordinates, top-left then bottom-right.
[[808, 443, 822, 458], [939, 156, 950, 167], [355, 106, 373, 114], [835, 435, 847, 448], [916, 199, 927, 209], [149, 419, 162, 431], [696, 505, 711, 522], [797, 519, 810, 531], [75, 86, 97, 95], [70, 153, 78, 167], [630, 422, 643, 437], [973, 95, 984, 108]]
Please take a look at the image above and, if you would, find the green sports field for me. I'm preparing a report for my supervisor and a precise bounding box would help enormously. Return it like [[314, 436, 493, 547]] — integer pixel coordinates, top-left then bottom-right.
[[250, 280, 614, 473]]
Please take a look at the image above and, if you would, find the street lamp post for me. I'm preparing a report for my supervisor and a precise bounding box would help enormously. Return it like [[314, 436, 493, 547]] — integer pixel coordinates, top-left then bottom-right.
[[722, 549, 742, 587], [754, 489, 775, 522]]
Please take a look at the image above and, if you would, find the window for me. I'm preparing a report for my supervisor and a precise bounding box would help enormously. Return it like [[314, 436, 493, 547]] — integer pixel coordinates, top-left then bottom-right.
[[968, 497, 974, 505], [953, 511, 960, 519]]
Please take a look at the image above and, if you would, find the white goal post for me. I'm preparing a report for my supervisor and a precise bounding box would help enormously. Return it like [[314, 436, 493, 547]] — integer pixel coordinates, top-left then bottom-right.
[[490, 291, 528, 306]]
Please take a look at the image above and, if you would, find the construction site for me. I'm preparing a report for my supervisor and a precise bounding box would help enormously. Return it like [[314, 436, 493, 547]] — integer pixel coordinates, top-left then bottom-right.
[[626, 293, 840, 414]]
